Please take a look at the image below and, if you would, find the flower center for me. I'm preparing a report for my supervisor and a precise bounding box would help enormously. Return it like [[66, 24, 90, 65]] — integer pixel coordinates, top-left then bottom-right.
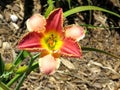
[[41, 31, 63, 51], [47, 34, 56, 49]]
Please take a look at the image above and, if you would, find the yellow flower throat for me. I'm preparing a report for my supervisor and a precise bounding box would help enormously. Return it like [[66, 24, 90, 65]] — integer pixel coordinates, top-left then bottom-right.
[[41, 31, 63, 51]]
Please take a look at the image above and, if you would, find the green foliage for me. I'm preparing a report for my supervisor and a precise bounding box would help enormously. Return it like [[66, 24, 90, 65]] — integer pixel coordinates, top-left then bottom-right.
[[64, 6, 120, 18], [13, 51, 30, 66], [44, 0, 54, 18], [82, 47, 120, 59], [0, 54, 5, 76], [0, 81, 11, 90]]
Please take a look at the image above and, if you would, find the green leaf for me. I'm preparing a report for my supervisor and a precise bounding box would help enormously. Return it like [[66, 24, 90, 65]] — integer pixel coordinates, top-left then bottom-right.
[[0, 54, 5, 76], [0, 81, 11, 90], [82, 47, 120, 59], [64, 6, 120, 18], [80, 24, 120, 29], [45, 0, 54, 18], [14, 53, 39, 90], [13, 51, 29, 66], [30, 61, 39, 71], [7, 53, 39, 87], [67, 0, 71, 9], [7, 74, 22, 87]]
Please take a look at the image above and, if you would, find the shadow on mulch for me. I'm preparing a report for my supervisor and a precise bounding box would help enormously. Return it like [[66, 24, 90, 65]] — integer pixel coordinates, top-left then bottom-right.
[[20, 0, 34, 28], [0, 0, 14, 10], [91, 0, 120, 34]]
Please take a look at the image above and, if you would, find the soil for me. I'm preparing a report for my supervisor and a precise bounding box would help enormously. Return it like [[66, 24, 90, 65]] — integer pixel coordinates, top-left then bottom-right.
[[0, 0, 120, 90]]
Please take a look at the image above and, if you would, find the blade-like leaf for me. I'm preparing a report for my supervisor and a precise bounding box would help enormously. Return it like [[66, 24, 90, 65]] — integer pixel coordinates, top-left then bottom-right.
[[7, 74, 22, 87], [0, 54, 5, 76], [14, 52, 39, 90], [13, 51, 29, 66], [7, 53, 39, 87], [45, 0, 54, 18], [64, 6, 120, 18], [67, 0, 71, 9], [82, 47, 120, 59], [0, 81, 11, 90]]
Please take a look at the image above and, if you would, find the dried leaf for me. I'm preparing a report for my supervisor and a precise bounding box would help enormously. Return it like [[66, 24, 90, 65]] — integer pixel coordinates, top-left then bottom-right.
[[61, 58, 75, 69]]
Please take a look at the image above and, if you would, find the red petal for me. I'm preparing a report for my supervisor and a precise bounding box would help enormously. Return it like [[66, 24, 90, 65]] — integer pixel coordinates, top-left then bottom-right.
[[59, 38, 82, 58], [46, 8, 63, 35], [18, 32, 44, 52]]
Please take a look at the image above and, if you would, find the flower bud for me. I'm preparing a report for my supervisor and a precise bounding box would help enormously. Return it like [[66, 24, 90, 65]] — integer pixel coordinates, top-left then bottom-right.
[[5, 63, 13, 71], [16, 65, 28, 74]]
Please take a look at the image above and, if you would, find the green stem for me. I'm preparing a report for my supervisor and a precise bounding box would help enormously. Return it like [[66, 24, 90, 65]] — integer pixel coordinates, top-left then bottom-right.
[[0, 81, 11, 90], [6, 62, 38, 88], [15, 56, 33, 90], [14, 53, 39, 90], [6, 53, 39, 88], [7, 74, 22, 87], [13, 51, 24, 65], [13, 51, 29, 66]]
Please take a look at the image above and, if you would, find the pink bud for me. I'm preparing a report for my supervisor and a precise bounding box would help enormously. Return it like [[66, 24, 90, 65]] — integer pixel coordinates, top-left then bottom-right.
[[65, 25, 85, 41], [26, 14, 46, 33], [39, 54, 60, 75]]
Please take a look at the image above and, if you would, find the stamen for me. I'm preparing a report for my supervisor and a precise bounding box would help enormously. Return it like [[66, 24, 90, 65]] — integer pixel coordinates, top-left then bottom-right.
[[47, 34, 57, 49]]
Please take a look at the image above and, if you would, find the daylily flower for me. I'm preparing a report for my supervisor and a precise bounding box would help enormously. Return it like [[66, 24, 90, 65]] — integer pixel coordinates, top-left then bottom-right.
[[18, 8, 85, 75]]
